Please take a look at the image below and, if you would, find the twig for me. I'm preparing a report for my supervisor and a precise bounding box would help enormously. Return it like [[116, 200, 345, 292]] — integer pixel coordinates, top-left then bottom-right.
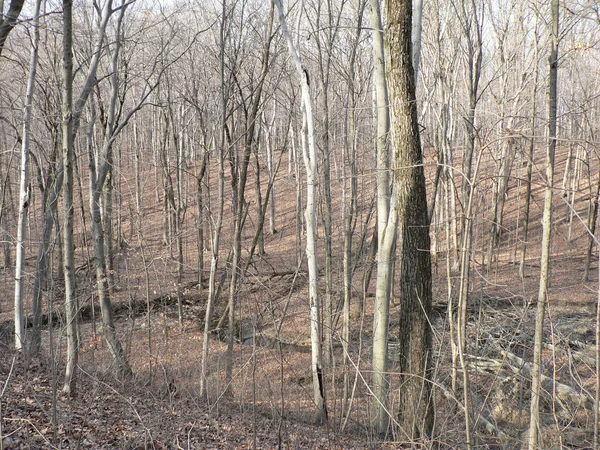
[[437, 384, 507, 438], [3, 418, 58, 449], [0, 356, 16, 450], [77, 365, 153, 442]]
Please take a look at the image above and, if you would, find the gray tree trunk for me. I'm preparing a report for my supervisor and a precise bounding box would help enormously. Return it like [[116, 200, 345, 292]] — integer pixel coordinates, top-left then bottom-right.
[[342, 0, 366, 420], [528, 1, 559, 448], [31, 166, 62, 354], [85, 1, 141, 381], [369, 0, 394, 434], [458, 0, 484, 272], [61, 0, 78, 396], [87, 109, 132, 381], [274, 0, 326, 423], [312, 0, 340, 371], [412, 0, 423, 85], [519, 14, 540, 280], [200, 0, 229, 399], [225, 3, 274, 390]]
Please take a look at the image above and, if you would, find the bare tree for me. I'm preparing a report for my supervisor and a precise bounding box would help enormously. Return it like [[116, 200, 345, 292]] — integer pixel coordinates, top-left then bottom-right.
[[225, 1, 274, 390], [519, 5, 541, 280], [61, 0, 122, 394], [369, 0, 395, 434], [0, 0, 24, 58], [86, 5, 135, 378], [528, 0, 559, 447], [274, 0, 327, 423], [13, 0, 42, 351], [386, 0, 434, 440], [455, 0, 484, 268], [200, 0, 230, 400], [307, 0, 343, 370], [341, 0, 366, 420], [61, 0, 78, 396]]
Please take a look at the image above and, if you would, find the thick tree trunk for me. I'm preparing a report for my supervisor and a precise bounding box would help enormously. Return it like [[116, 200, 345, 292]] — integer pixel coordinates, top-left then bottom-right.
[[386, 0, 434, 440]]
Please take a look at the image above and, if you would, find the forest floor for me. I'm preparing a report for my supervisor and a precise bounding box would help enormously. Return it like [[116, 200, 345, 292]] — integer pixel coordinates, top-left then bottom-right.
[[0, 142, 598, 449]]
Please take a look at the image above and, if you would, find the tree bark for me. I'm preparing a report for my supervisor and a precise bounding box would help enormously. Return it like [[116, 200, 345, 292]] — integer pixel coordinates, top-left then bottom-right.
[[274, 0, 327, 423], [61, 0, 79, 396], [529, 1, 559, 447], [386, 0, 434, 440], [457, 0, 483, 272], [0, 0, 24, 58], [14, 0, 41, 351], [31, 165, 62, 355], [369, 0, 394, 435]]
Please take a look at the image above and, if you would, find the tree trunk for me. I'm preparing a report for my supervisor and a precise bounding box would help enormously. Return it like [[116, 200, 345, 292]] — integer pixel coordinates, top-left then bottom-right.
[[264, 110, 276, 235], [412, 0, 423, 85], [86, 1, 133, 381], [196, 150, 208, 289], [386, 0, 434, 440], [0, 0, 24, 57], [529, 1, 559, 447], [458, 0, 483, 273], [342, 0, 366, 419], [369, 0, 394, 434], [519, 19, 540, 279], [14, 0, 41, 351], [312, 0, 339, 371], [225, 3, 273, 390], [31, 166, 61, 354], [584, 174, 600, 282], [200, 0, 229, 399], [61, 0, 79, 396], [87, 106, 133, 381], [274, 0, 326, 423]]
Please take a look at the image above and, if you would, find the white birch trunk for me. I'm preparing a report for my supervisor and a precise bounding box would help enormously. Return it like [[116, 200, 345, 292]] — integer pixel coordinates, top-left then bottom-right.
[[14, 0, 41, 351]]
